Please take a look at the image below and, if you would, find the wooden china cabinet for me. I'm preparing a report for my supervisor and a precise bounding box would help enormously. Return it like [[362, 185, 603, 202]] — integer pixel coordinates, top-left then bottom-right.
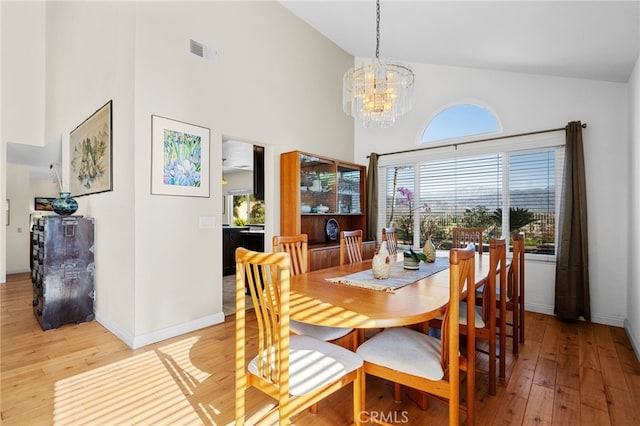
[[280, 151, 376, 271]]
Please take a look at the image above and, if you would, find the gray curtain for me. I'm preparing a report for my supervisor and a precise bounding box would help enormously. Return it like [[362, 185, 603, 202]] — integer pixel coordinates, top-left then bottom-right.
[[366, 153, 379, 242], [554, 121, 590, 321]]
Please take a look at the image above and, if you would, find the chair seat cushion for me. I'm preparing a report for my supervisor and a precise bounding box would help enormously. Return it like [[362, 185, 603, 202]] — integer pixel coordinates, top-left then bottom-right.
[[356, 327, 444, 381], [459, 301, 485, 328], [290, 320, 354, 341], [436, 302, 485, 328], [248, 335, 362, 396]]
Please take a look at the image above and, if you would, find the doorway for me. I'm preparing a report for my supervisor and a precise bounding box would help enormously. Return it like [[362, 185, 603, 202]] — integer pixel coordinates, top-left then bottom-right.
[[221, 139, 266, 315]]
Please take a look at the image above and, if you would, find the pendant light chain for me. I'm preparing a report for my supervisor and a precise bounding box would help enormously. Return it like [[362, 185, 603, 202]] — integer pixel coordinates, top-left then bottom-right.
[[375, 0, 380, 60]]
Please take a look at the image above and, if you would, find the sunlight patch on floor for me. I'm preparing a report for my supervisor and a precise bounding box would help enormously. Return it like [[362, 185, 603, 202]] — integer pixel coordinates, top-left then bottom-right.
[[53, 336, 213, 425]]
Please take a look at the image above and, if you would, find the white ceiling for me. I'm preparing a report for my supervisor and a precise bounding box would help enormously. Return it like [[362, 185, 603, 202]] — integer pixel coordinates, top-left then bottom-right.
[[280, 0, 639, 83], [6, 137, 61, 180], [8, 1, 639, 178]]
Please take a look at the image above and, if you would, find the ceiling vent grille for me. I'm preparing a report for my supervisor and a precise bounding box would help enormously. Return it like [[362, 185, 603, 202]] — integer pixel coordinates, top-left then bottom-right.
[[188, 38, 218, 64], [190, 39, 204, 57]]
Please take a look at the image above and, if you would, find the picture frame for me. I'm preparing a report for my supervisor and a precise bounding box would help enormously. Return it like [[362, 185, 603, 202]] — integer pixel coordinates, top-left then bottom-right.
[[34, 197, 56, 212], [151, 115, 210, 197], [69, 100, 113, 197]]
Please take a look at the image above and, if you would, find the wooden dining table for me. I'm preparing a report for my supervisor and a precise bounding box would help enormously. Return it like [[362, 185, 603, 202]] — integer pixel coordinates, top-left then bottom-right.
[[289, 253, 490, 329], [288, 253, 491, 425]]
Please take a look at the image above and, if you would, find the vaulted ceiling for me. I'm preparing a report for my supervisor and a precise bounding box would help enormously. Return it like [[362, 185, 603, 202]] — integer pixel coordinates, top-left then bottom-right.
[[281, 0, 639, 83]]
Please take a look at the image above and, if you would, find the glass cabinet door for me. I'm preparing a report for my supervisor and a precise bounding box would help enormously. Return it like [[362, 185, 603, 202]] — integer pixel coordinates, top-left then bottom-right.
[[300, 154, 336, 214], [298, 156, 364, 215], [337, 164, 362, 214]]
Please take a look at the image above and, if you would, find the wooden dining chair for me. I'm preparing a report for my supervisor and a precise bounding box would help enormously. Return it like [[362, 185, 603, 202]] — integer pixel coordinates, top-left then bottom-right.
[[234, 247, 364, 426], [381, 227, 399, 257], [499, 232, 525, 356], [272, 234, 356, 351], [474, 238, 507, 395], [429, 239, 506, 396], [452, 227, 484, 254], [340, 229, 363, 265], [272, 234, 309, 276], [515, 233, 525, 346], [428, 239, 507, 396], [356, 245, 476, 426]]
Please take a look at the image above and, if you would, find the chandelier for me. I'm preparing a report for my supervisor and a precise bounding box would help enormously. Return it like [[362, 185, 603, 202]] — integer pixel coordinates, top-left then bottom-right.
[[343, 0, 415, 128]]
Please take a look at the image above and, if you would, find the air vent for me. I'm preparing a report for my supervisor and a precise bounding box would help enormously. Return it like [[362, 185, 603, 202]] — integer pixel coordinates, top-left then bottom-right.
[[190, 39, 204, 57], [188, 38, 218, 64]]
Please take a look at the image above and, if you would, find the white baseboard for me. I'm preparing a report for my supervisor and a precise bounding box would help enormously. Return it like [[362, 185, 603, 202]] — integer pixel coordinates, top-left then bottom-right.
[[6, 268, 30, 274], [624, 319, 640, 361], [590, 312, 625, 328], [131, 312, 226, 349], [95, 311, 226, 349], [524, 302, 554, 316], [524, 303, 625, 327], [94, 312, 135, 347]]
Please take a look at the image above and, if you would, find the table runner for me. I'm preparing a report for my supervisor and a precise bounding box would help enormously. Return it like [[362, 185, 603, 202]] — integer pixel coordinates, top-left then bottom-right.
[[326, 257, 450, 292]]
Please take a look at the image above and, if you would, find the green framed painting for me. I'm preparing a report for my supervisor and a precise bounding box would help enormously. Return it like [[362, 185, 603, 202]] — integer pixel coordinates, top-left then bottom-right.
[[151, 115, 210, 197]]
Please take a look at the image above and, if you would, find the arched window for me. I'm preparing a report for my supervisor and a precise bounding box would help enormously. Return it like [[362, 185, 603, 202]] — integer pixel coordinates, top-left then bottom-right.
[[422, 104, 500, 142], [381, 102, 563, 257]]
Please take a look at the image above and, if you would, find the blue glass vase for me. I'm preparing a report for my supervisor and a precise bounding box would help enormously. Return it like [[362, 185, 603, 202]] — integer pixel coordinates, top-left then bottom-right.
[[52, 192, 78, 216]]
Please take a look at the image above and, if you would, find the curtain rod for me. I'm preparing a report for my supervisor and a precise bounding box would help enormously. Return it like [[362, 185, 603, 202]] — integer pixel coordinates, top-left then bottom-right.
[[367, 122, 587, 158]]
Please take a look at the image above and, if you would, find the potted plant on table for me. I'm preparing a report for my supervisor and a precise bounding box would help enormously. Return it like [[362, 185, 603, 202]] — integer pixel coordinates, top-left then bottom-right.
[[403, 247, 426, 270]]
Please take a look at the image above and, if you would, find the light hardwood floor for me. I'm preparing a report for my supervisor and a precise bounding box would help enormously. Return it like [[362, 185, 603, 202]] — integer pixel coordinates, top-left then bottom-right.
[[223, 274, 252, 316], [2, 272, 640, 425]]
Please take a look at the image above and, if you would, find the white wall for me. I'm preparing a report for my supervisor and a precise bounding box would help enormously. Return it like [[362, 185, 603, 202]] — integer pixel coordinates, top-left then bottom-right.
[[0, 0, 3, 283], [130, 1, 352, 346], [627, 54, 640, 356], [5, 164, 31, 273], [1, 1, 45, 147], [354, 62, 629, 327], [42, 1, 138, 343], [0, 1, 47, 282], [0, 1, 352, 347]]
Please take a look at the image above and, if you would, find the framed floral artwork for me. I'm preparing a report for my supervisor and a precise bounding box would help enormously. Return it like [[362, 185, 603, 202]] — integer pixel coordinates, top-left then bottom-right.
[[151, 115, 210, 197], [69, 100, 113, 197]]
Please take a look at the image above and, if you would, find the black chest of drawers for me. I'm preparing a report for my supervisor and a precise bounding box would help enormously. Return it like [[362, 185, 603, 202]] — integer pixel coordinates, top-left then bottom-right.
[[31, 216, 95, 330]]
